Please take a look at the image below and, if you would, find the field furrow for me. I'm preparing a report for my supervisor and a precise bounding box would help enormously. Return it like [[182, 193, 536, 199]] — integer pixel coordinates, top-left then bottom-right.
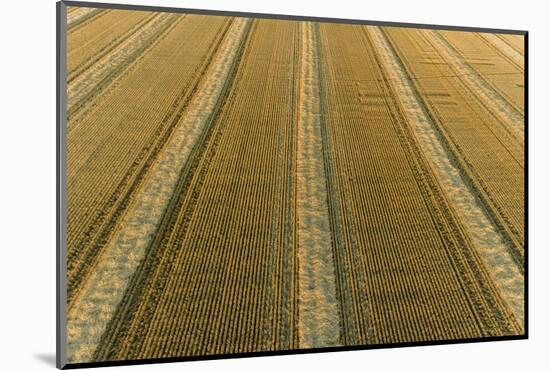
[[66, 15, 231, 303], [296, 21, 341, 349], [384, 27, 525, 260]]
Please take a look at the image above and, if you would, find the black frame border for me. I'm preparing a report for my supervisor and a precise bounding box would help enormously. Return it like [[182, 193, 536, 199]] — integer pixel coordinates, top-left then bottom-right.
[[61, 0, 527, 34], [56, 1, 529, 369]]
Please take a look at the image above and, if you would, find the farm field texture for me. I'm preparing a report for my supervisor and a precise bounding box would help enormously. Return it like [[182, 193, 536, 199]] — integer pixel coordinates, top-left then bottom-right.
[[64, 6, 526, 365]]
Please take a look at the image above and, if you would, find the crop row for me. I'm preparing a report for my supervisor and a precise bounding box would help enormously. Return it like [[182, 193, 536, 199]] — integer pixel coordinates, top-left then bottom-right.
[[496, 34, 525, 56], [438, 30, 524, 116], [67, 9, 155, 82], [426, 30, 524, 142], [317, 22, 521, 344], [66, 17, 249, 363], [67, 7, 106, 31], [94, 19, 301, 360], [67, 12, 182, 122], [66, 14, 231, 305], [65, 14, 525, 363], [366, 25, 523, 330], [383, 27, 525, 261]]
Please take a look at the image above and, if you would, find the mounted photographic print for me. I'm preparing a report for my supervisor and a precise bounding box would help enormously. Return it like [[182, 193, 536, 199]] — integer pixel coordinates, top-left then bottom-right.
[[56, 1, 527, 368]]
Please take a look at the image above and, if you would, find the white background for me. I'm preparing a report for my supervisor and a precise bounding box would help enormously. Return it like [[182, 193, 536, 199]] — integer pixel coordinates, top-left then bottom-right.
[[0, 0, 547, 368]]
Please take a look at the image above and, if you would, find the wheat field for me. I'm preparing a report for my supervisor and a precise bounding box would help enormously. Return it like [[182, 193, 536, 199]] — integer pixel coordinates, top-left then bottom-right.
[[64, 6, 525, 364]]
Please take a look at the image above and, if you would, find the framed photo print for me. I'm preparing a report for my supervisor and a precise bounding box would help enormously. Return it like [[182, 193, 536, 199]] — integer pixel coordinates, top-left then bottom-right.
[[56, 1, 527, 368]]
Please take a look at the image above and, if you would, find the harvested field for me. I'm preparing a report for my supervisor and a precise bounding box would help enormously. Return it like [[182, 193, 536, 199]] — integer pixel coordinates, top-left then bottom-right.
[[64, 6, 526, 365]]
